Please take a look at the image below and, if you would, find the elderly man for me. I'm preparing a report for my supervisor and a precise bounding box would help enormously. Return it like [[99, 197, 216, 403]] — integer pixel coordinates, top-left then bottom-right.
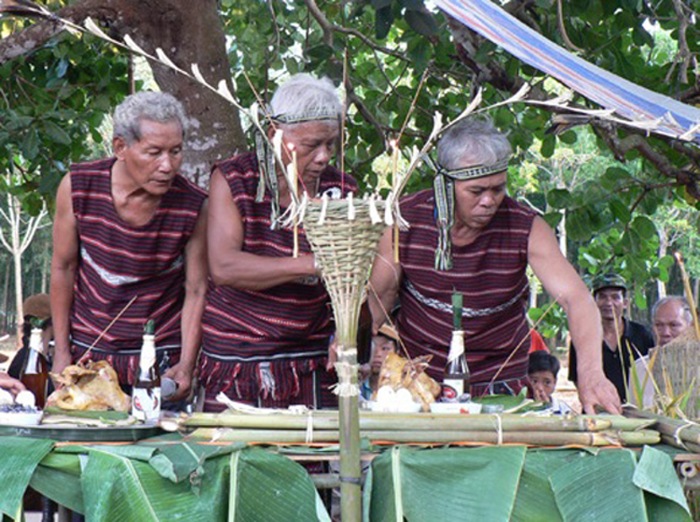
[[568, 274, 654, 403], [200, 74, 357, 411], [51, 92, 208, 400], [630, 295, 694, 408], [369, 117, 620, 414], [652, 296, 693, 346]]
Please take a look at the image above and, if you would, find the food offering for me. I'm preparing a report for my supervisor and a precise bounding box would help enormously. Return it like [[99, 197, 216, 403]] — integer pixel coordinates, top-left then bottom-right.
[[47, 361, 131, 412], [371, 352, 441, 412]]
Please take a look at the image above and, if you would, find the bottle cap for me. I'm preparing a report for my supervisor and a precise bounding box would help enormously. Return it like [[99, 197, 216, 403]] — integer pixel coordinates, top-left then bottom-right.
[[145, 320, 155, 335]]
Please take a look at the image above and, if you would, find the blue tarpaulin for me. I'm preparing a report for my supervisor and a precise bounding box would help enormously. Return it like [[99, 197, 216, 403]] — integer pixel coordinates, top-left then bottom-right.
[[435, 0, 700, 145]]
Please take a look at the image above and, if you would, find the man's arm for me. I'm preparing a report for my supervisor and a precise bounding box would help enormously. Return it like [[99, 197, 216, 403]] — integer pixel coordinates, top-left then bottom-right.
[[208, 169, 316, 290], [527, 216, 621, 414], [163, 201, 208, 400], [50, 174, 79, 375], [368, 228, 402, 333]]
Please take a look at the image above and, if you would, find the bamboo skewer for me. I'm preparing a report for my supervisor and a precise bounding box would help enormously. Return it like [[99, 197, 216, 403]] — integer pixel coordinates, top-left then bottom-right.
[[78, 294, 139, 363]]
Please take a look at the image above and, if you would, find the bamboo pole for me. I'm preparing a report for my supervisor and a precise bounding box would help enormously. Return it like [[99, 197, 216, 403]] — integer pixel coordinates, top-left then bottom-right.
[[186, 427, 659, 447], [625, 408, 700, 447], [182, 412, 620, 432]]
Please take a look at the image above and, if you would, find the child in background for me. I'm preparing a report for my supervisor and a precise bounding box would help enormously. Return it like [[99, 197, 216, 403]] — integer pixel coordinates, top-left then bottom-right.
[[360, 324, 398, 401], [528, 351, 571, 414]]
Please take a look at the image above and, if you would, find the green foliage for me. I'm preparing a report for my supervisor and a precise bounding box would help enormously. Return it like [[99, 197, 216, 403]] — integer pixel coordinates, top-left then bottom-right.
[[0, 29, 129, 210]]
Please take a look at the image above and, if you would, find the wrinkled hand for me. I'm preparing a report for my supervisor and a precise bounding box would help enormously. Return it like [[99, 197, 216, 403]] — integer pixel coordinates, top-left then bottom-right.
[[326, 337, 338, 372], [577, 372, 621, 414], [50, 349, 73, 388], [162, 362, 193, 401], [0, 372, 25, 396]]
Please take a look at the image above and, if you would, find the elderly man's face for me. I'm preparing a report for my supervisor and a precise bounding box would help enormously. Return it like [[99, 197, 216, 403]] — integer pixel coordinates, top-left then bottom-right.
[[278, 121, 339, 186], [595, 288, 627, 322], [113, 119, 184, 196], [653, 300, 691, 346], [453, 172, 507, 230]]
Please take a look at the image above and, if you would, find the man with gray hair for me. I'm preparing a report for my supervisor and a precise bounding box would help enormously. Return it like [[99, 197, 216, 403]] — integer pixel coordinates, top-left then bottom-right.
[[51, 91, 208, 401], [369, 117, 621, 414], [200, 73, 357, 411], [630, 295, 695, 408]]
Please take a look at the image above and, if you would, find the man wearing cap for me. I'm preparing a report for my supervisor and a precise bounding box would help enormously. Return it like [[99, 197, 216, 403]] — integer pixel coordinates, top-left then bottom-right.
[[200, 73, 357, 411], [568, 273, 654, 402], [369, 117, 621, 414]]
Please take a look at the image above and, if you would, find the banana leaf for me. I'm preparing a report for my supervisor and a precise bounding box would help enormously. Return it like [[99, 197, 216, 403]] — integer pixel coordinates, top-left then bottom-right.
[[80, 446, 230, 521], [229, 447, 331, 522], [0, 436, 54, 517], [365, 445, 527, 521], [634, 446, 691, 521], [31, 453, 84, 514]]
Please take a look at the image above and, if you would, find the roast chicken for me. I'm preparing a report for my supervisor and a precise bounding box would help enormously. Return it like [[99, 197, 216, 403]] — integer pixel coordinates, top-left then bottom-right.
[[47, 361, 131, 411], [376, 352, 441, 411]]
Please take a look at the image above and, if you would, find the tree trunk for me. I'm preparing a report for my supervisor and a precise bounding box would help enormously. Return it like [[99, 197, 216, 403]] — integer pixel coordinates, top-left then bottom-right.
[[1, 258, 10, 334], [93, 0, 246, 186], [10, 198, 23, 343]]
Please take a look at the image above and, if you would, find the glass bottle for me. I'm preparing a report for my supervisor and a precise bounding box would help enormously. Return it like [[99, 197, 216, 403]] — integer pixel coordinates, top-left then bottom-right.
[[20, 321, 49, 408], [443, 292, 470, 400], [131, 320, 161, 422]]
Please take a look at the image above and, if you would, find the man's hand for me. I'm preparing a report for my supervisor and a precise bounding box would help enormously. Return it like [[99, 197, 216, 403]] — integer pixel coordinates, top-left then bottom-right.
[[326, 337, 338, 372], [577, 372, 621, 414], [0, 372, 25, 396], [162, 362, 193, 401], [51, 349, 72, 378]]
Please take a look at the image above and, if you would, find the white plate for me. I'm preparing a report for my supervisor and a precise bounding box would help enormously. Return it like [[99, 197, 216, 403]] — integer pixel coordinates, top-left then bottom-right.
[[367, 401, 422, 413], [0, 411, 43, 426], [429, 402, 482, 414]]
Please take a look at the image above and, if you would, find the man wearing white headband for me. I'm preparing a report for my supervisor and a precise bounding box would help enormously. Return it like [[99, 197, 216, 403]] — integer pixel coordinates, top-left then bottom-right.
[[370, 117, 620, 414], [201, 74, 357, 411]]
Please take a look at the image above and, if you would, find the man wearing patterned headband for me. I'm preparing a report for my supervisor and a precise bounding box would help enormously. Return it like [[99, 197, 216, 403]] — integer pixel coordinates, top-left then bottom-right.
[[369, 117, 621, 415], [201, 73, 358, 411]]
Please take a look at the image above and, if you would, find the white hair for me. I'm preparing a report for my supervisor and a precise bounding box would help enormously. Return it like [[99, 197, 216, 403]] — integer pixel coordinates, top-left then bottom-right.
[[113, 91, 187, 144]]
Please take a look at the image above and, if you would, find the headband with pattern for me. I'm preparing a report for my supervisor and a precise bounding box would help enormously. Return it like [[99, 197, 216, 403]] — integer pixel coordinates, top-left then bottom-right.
[[431, 156, 510, 270], [255, 107, 341, 228]]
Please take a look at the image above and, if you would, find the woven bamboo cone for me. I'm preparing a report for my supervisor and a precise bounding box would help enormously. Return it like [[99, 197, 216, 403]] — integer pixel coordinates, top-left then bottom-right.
[[302, 197, 386, 522]]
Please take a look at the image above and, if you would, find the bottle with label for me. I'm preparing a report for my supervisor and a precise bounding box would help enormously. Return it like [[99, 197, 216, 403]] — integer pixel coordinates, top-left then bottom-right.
[[132, 320, 161, 422], [20, 320, 49, 408], [443, 292, 470, 401]]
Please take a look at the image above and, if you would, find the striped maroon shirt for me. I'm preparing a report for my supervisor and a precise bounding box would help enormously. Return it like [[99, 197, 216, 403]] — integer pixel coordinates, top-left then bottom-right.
[[199, 152, 357, 405], [69, 158, 206, 383], [396, 190, 536, 391]]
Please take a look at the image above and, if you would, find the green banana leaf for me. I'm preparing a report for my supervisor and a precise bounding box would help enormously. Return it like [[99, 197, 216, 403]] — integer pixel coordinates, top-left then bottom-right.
[[0, 436, 54, 517], [80, 446, 230, 521], [229, 447, 331, 522], [635, 446, 692, 521], [30, 452, 84, 513], [365, 445, 527, 521]]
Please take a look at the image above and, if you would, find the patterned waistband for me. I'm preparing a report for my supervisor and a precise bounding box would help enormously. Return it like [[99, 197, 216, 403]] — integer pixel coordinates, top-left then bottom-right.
[[404, 279, 529, 318], [200, 348, 328, 364], [72, 339, 181, 355]]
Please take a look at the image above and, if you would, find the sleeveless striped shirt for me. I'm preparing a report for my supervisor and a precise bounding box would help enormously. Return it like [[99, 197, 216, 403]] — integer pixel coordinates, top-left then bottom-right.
[[396, 190, 536, 393], [69, 158, 207, 383], [199, 152, 357, 406]]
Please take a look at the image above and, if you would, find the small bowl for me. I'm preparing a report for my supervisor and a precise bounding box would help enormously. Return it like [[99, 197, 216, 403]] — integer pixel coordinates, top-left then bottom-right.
[[429, 402, 482, 414], [367, 401, 422, 413], [0, 411, 43, 426]]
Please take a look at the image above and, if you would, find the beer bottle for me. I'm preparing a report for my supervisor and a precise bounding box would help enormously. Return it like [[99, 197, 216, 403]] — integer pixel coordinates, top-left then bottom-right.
[[443, 292, 470, 400], [131, 320, 161, 422], [20, 319, 49, 408]]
